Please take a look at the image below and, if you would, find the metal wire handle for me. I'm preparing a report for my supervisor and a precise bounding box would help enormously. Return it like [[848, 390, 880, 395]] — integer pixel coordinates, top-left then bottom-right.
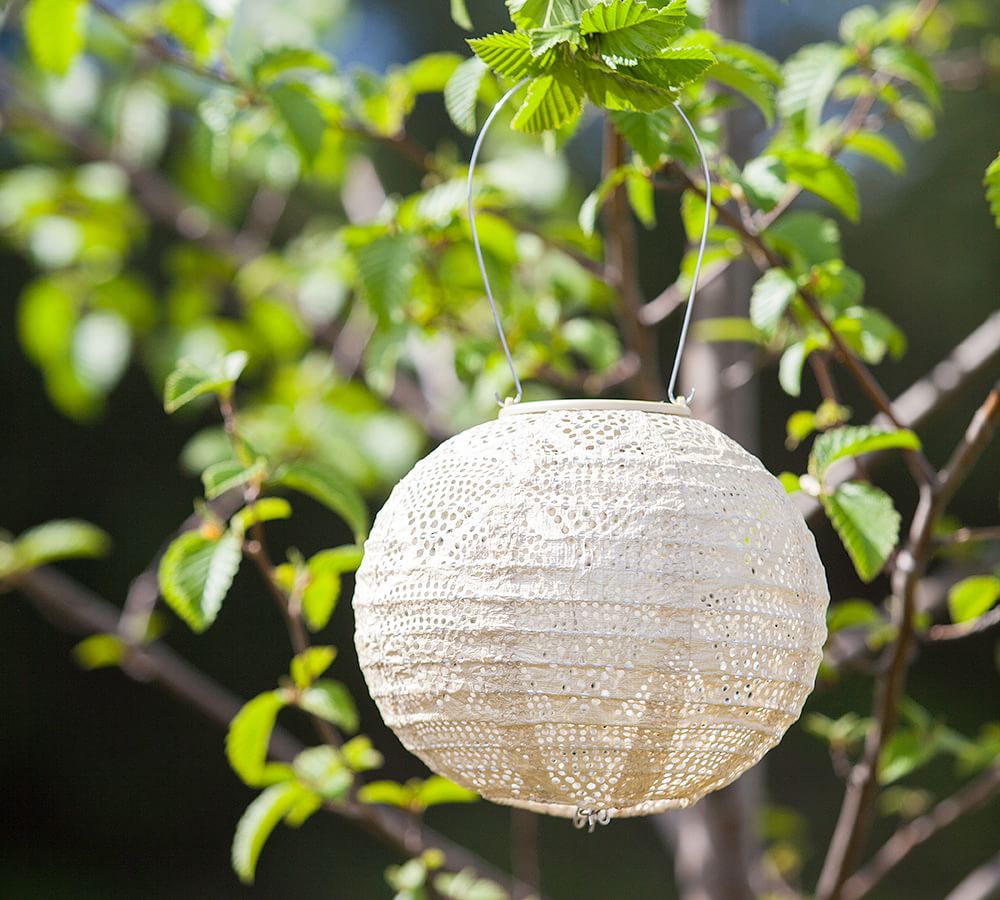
[[467, 87, 713, 407]]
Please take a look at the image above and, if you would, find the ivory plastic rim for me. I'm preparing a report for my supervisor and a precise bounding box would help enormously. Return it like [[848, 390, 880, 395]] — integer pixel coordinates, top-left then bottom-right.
[[498, 398, 692, 418]]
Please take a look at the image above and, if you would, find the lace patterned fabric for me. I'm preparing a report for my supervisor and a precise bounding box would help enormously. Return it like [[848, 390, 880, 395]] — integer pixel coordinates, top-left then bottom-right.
[[354, 405, 829, 819]]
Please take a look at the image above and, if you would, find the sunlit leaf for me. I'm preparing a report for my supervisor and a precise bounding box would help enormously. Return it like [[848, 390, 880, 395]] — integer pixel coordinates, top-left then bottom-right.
[[948, 575, 1000, 624], [226, 691, 287, 787], [158, 529, 242, 632], [24, 0, 88, 76], [823, 481, 901, 583], [232, 782, 310, 883]]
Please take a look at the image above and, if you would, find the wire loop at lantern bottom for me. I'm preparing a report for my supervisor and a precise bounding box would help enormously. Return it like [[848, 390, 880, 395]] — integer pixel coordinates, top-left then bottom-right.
[[354, 402, 829, 820]]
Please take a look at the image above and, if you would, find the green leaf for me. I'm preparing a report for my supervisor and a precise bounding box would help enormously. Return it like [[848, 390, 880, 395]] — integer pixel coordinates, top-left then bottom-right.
[[739, 156, 787, 212], [158, 529, 242, 632], [580, 0, 687, 66], [226, 691, 287, 787], [707, 40, 780, 124], [298, 680, 359, 733], [511, 70, 584, 133], [561, 318, 622, 370], [778, 43, 853, 130], [827, 599, 883, 634], [579, 59, 675, 112], [451, 0, 474, 30], [530, 23, 582, 56], [985, 153, 1000, 229], [766, 212, 841, 269], [405, 53, 463, 93], [271, 460, 368, 541], [468, 32, 547, 80], [250, 48, 333, 86], [267, 83, 325, 164], [578, 164, 630, 236], [24, 0, 88, 76], [72, 634, 127, 670], [778, 341, 810, 397], [202, 459, 261, 500], [879, 729, 939, 785], [231, 498, 293, 534], [309, 545, 364, 575], [353, 234, 419, 321], [291, 646, 337, 690], [413, 775, 479, 808], [2, 520, 110, 579], [775, 148, 859, 222], [341, 735, 384, 772], [232, 782, 308, 884], [872, 45, 941, 108], [628, 48, 718, 91], [895, 98, 936, 141], [293, 745, 353, 799], [691, 317, 766, 344], [608, 108, 673, 167], [749, 268, 797, 335], [626, 169, 655, 228], [844, 132, 905, 174], [809, 426, 921, 482], [778, 472, 802, 495], [444, 56, 488, 135], [948, 576, 1000, 624], [358, 780, 413, 808], [506, 0, 592, 29], [823, 481, 901, 583], [163, 352, 248, 413]]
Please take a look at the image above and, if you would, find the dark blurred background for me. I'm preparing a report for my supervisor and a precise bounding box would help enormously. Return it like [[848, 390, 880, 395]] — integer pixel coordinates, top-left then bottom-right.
[[2, 0, 999, 897]]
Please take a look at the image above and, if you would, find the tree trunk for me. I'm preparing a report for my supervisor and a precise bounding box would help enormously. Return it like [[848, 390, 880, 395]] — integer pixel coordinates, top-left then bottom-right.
[[657, 2, 767, 899]]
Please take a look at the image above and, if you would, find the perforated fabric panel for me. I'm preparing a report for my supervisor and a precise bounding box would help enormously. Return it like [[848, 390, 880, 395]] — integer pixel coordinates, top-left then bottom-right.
[[354, 409, 829, 819]]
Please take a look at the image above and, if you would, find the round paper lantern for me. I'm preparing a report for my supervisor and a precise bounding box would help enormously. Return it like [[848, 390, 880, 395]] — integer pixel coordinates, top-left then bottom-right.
[[354, 400, 828, 824]]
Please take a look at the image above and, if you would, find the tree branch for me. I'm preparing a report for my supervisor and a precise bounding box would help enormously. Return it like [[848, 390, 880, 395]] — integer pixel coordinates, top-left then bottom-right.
[[944, 850, 1000, 900], [816, 382, 1000, 900], [14, 566, 545, 900], [602, 122, 662, 400], [840, 765, 1000, 900]]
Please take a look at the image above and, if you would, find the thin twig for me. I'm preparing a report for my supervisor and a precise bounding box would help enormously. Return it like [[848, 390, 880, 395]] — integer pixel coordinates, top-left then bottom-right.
[[928, 605, 1000, 642], [840, 765, 1000, 900], [13, 567, 545, 900], [816, 383, 1000, 900], [944, 850, 1000, 900]]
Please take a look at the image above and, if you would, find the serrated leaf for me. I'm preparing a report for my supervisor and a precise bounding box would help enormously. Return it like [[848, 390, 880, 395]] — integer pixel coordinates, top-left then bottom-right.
[[823, 481, 901, 583], [628, 48, 717, 90], [468, 32, 545, 80], [414, 775, 479, 808], [579, 59, 675, 112], [827, 599, 883, 633], [608, 108, 673, 167], [72, 634, 126, 670], [250, 47, 333, 86], [985, 154, 1000, 229], [232, 782, 308, 884], [511, 70, 584, 132], [844, 132, 905, 174], [302, 570, 341, 632], [707, 39, 780, 124], [358, 780, 413, 808], [353, 234, 419, 321], [231, 498, 292, 535], [740, 155, 787, 211], [202, 459, 261, 500], [158, 530, 242, 632], [293, 746, 353, 799], [749, 268, 797, 335], [291, 646, 337, 689], [530, 23, 581, 56], [872, 45, 940, 108], [444, 56, 488, 135], [778, 42, 853, 130], [948, 575, 1000, 624], [506, 0, 592, 29], [298, 680, 359, 733], [24, 0, 88, 76], [341, 735, 384, 772], [271, 460, 368, 541], [809, 425, 921, 482], [775, 148, 859, 222], [163, 352, 248, 413], [4, 519, 110, 578], [226, 691, 287, 787], [451, 0, 474, 30], [267, 83, 325, 164], [580, 0, 687, 66]]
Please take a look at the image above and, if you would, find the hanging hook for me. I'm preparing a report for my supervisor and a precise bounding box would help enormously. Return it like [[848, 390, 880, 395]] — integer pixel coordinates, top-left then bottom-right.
[[666, 101, 712, 406], [467, 77, 530, 407]]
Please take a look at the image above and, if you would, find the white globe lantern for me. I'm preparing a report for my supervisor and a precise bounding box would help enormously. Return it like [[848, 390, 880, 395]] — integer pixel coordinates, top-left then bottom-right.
[[354, 399, 829, 825]]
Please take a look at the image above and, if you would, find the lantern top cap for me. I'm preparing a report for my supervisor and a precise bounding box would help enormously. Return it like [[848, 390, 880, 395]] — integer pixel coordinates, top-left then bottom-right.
[[498, 398, 692, 419]]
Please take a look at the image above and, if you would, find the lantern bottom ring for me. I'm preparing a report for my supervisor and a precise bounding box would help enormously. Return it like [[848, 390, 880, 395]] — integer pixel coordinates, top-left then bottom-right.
[[574, 807, 614, 833]]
